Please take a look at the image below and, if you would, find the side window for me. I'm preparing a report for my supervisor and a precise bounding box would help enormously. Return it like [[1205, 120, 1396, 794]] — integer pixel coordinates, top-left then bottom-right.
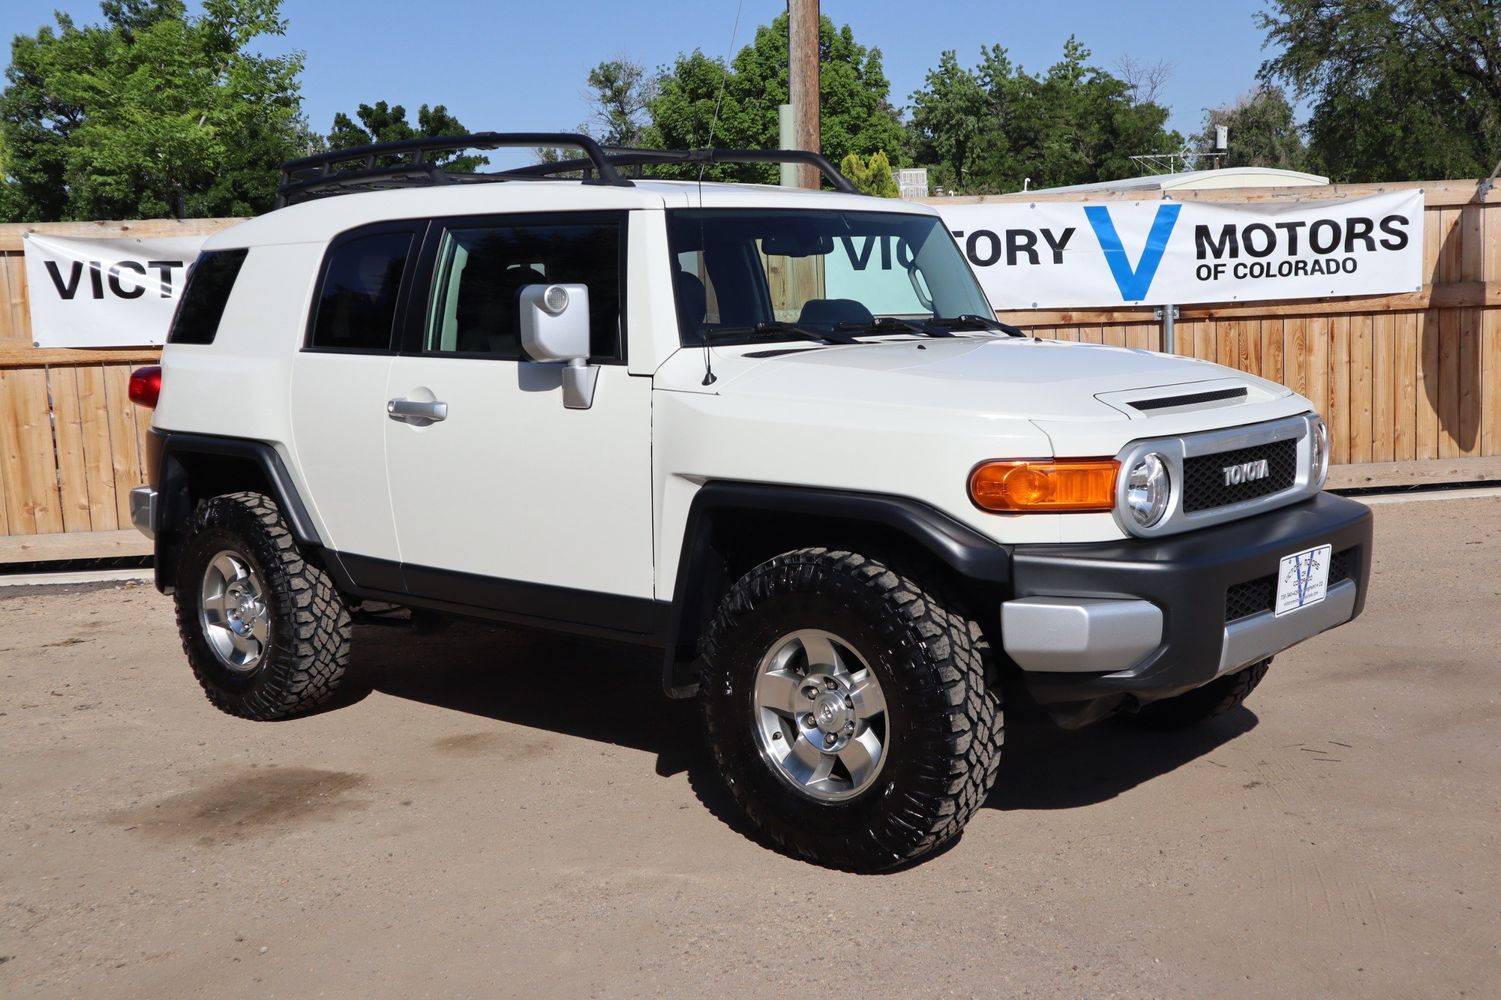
[[425, 219, 623, 360], [308, 231, 414, 351], [167, 248, 248, 345]]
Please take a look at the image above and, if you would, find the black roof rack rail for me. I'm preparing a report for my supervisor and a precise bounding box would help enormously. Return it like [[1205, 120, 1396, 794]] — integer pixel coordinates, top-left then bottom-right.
[[275, 132, 632, 207], [504, 147, 860, 194]]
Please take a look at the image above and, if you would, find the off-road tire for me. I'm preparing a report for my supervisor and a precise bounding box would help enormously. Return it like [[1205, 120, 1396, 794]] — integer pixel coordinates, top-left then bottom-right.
[[699, 548, 1003, 872], [1127, 658, 1271, 730], [175, 492, 352, 720]]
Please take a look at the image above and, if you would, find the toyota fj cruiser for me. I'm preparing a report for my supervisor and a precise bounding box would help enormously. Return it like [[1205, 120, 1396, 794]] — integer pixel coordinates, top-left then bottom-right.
[[128, 133, 1373, 872]]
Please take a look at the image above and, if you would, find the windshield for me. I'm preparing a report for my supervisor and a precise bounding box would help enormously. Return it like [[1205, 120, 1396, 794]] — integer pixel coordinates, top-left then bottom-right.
[[666, 208, 994, 345]]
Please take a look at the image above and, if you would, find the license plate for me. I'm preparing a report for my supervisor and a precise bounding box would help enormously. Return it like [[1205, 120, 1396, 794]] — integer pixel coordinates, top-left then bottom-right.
[[1274, 544, 1332, 616]]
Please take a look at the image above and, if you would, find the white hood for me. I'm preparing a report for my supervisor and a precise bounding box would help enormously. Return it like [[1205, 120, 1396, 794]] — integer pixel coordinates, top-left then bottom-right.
[[656, 336, 1295, 425]]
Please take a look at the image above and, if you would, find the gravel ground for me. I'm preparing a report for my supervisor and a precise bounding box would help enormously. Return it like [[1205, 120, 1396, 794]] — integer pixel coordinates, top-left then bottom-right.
[[1, 494, 1498, 999]]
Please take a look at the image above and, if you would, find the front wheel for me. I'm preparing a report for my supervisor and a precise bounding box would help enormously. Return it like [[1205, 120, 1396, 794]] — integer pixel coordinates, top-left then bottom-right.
[[175, 491, 352, 720], [699, 548, 1003, 872]]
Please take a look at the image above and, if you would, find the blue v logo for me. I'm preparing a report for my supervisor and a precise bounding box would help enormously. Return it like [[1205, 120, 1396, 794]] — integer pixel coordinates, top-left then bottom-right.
[[1083, 204, 1181, 301]]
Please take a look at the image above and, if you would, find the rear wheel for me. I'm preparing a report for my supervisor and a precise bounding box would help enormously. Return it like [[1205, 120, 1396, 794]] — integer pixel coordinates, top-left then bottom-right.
[[175, 492, 352, 720], [1127, 658, 1271, 730], [699, 548, 1003, 872]]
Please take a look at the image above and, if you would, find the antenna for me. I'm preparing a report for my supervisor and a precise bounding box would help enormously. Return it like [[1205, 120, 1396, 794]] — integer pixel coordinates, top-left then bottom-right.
[[697, 0, 744, 387]]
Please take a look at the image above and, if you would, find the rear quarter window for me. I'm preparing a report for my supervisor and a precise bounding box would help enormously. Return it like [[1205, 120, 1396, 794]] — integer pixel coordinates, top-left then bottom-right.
[[167, 248, 249, 345]]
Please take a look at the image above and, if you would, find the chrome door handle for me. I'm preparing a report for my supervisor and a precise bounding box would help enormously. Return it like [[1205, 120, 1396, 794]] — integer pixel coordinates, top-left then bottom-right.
[[387, 398, 448, 423]]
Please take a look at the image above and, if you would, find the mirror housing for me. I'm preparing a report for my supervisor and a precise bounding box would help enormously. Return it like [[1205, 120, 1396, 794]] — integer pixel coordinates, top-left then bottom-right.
[[518, 283, 598, 409], [519, 283, 591, 362]]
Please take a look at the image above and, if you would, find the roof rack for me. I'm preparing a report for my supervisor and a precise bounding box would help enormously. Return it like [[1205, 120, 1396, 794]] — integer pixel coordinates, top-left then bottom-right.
[[273, 134, 862, 207], [507, 147, 860, 194], [275, 132, 632, 207]]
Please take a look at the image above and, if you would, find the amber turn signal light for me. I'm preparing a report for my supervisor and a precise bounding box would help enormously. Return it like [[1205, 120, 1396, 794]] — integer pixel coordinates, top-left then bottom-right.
[[969, 459, 1120, 513]]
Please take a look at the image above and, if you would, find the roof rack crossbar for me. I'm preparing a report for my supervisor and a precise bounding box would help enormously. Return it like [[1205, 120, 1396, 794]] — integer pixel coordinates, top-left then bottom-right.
[[275, 132, 632, 207], [503, 147, 861, 194]]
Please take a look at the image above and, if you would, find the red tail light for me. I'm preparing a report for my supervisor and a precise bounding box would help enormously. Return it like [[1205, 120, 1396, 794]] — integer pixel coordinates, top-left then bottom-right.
[[128, 366, 162, 408]]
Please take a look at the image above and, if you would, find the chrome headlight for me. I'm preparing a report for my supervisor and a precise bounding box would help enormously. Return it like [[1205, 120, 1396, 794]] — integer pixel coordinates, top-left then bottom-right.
[[1125, 453, 1170, 527], [1310, 417, 1329, 488]]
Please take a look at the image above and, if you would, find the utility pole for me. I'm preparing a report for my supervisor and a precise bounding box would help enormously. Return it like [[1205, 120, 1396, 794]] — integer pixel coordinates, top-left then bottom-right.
[[788, 0, 821, 189]]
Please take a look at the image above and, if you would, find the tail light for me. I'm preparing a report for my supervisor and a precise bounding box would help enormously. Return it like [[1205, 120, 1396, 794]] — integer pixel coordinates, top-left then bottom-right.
[[128, 366, 162, 408]]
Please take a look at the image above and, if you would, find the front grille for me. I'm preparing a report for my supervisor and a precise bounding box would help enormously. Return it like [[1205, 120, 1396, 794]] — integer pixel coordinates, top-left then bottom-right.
[[1183, 438, 1299, 513], [1224, 575, 1276, 623], [1223, 546, 1357, 623]]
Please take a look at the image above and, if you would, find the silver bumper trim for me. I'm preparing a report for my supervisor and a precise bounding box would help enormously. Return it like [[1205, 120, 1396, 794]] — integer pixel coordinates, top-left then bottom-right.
[[129, 486, 156, 540], [1217, 580, 1358, 676], [1002, 597, 1163, 673]]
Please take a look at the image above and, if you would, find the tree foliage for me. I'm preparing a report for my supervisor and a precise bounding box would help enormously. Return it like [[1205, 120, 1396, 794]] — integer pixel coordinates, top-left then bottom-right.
[[0, 0, 306, 221], [582, 59, 655, 147], [906, 38, 1182, 194], [839, 150, 899, 197], [1196, 86, 1308, 171], [1258, 0, 1501, 181], [642, 12, 905, 183], [325, 101, 486, 171]]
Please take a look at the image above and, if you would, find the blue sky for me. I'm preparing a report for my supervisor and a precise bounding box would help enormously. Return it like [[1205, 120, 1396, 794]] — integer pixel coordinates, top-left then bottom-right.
[[1, 1, 1280, 145]]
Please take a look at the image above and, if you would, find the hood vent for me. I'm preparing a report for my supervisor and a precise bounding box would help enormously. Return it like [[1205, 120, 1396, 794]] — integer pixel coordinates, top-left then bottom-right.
[[1128, 386, 1247, 412]]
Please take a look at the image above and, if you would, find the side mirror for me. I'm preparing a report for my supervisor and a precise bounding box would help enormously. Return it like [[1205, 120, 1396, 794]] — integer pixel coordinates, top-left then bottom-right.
[[519, 283, 591, 362], [518, 283, 597, 410]]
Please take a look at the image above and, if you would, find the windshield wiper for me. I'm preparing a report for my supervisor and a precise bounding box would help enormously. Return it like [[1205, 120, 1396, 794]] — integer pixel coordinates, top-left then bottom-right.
[[929, 314, 1027, 337], [834, 317, 955, 338], [702, 322, 859, 346]]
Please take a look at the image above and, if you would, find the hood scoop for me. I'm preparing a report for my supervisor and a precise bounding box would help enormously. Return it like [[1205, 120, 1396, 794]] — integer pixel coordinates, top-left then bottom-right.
[[1097, 378, 1271, 420]]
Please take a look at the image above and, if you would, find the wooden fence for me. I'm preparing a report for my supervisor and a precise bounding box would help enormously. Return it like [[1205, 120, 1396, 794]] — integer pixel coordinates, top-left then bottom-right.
[[2, 182, 1499, 561], [926, 179, 1501, 489], [0, 219, 234, 562]]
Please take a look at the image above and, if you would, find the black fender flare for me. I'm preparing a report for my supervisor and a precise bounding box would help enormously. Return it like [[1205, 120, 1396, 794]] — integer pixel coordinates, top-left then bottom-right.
[[661, 481, 1013, 696], [148, 430, 323, 591]]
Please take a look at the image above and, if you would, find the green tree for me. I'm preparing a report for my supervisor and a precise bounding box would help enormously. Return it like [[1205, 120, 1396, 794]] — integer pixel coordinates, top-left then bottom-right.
[[839, 150, 899, 197], [1258, 0, 1501, 181], [907, 38, 1181, 194], [642, 12, 905, 184], [1196, 86, 1308, 171], [325, 101, 487, 172], [0, 0, 306, 221], [583, 59, 655, 147]]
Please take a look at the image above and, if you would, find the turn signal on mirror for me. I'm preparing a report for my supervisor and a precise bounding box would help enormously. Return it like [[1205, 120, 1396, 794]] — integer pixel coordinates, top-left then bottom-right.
[[969, 459, 1119, 513]]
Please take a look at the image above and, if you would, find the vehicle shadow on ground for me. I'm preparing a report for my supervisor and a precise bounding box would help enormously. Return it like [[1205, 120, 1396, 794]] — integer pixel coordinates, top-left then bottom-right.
[[340, 620, 1258, 820], [987, 708, 1257, 811]]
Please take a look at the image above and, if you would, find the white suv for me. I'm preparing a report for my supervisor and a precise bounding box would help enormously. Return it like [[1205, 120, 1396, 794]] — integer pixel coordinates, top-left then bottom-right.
[[128, 133, 1373, 871]]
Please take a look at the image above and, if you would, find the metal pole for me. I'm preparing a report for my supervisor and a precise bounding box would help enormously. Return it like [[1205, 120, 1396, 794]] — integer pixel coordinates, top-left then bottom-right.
[[1155, 304, 1179, 354], [778, 104, 797, 187], [788, 0, 821, 189]]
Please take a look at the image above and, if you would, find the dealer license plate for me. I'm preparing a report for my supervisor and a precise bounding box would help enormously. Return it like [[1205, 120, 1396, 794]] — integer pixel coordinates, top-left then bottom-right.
[[1274, 544, 1332, 616]]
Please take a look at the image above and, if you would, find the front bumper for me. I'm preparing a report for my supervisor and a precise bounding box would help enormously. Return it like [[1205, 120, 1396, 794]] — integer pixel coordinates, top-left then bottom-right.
[[1002, 492, 1372, 707]]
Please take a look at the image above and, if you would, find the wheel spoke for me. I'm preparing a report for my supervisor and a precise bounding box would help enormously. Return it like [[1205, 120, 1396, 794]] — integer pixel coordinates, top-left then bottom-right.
[[201, 594, 229, 629], [210, 552, 244, 585], [797, 633, 843, 675], [784, 733, 830, 783], [838, 728, 883, 791], [227, 627, 254, 656], [849, 668, 886, 721], [756, 668, 803, 718], [248, 613, 270, 646]]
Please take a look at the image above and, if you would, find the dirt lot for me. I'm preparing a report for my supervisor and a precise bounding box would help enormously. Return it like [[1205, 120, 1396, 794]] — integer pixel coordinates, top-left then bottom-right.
[[2, 494, 1498, 999]]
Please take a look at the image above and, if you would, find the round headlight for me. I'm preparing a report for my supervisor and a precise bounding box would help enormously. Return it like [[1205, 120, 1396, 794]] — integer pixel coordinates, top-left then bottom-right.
[[1310, 417, 1329, 488], [1125, 453, 1170, 527]]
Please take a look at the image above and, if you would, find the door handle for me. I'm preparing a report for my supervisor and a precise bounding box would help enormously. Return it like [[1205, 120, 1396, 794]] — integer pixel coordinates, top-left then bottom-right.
[[387, 398, 448, 423]]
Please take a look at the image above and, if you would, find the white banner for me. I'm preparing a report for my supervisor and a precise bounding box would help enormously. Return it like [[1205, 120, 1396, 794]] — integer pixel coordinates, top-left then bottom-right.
[[22, 233, 208, 347], [934, 190, 1425, 310]]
